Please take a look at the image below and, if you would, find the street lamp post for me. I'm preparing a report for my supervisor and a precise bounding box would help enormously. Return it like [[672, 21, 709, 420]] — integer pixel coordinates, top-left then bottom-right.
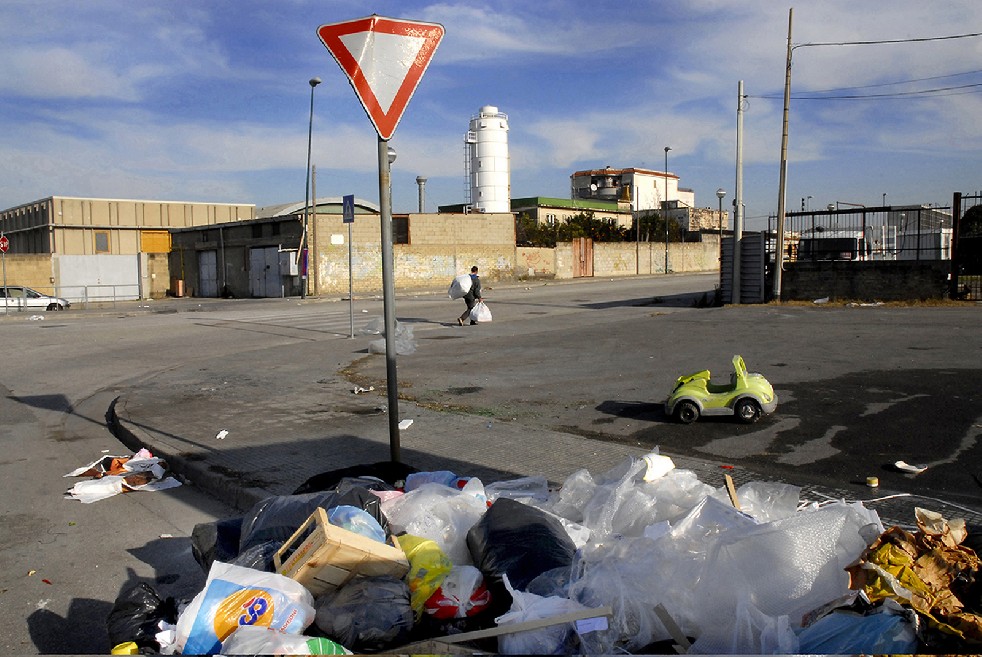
[[716, 188, 726, 264], [664, 146, 671, 274], [301, 77, 321, 300]]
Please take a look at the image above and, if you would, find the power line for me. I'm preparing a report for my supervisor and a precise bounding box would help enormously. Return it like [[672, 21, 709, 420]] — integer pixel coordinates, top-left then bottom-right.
[[794, 31, 982, 49], [802, 68, 982, 94], [753, 81, 982, 101]]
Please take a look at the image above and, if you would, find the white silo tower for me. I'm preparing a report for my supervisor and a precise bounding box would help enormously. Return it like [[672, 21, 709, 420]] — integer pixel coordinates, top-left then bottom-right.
[[464, 105, 510, 213]]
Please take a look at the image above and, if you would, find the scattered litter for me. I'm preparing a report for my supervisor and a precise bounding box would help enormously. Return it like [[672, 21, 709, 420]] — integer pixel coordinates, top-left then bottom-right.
[[352, 385, 374, 394], [813, 297, 829, 304], [42, 579, 52, 585], [847, 301, 884, 307], [363, 317, 417, 355], [28, 314, 45, 320], [108, 455, 981, 655], [160, 534, 174, 539], [215, 429, 228, 440], [894, 460, 927, 474], [398, 419, 413, 430], [867, 476, 879, 488], [27, 570, 36, 577], [64, 448, 181, 503]]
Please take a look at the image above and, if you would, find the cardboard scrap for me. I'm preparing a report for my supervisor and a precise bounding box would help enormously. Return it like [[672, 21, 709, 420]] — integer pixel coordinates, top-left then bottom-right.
[[846, 507, 982, 643]]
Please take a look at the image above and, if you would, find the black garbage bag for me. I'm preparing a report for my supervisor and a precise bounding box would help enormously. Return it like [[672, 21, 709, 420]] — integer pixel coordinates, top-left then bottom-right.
[[292, 460, 419, 495], [239, 486, 390, 556], [190, 516, 243, 573], [314, 575, 414, 652], [466, 498, 576, 617], [106, 582, 178, 653]]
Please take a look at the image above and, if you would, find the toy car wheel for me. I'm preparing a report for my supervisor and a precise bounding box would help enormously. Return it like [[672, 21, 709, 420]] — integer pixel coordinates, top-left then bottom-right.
[[734, 398, 762, 424], [675, 401, 700, 424]]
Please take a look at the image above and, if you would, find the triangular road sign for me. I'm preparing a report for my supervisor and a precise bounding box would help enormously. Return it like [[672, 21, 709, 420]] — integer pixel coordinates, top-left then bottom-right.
[[318, 15, 444, 140]]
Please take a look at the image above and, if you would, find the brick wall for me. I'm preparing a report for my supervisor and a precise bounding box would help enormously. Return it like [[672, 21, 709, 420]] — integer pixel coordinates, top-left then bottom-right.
[[782, 261, 949, 301]]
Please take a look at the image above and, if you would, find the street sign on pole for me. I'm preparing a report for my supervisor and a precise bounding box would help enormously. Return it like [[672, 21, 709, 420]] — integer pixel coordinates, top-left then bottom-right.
[[317, 15, 444, 140], [317, 15, 443, 462], [0, 235, 9, 253], [342, 194, 355, 224]]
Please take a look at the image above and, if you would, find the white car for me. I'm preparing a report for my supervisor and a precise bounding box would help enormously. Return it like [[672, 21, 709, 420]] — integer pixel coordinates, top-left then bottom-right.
[[1, 286, 71, 311]]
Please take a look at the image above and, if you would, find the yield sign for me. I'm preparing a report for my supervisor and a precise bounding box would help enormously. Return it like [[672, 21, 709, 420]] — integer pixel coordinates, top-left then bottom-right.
[[317, 15, 444, 140]]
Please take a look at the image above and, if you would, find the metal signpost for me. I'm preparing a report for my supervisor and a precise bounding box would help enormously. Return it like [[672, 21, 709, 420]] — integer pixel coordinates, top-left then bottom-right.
[[317, 15, 444, 461], [342, 194, 355, 338], [0, 234, 8, 316]]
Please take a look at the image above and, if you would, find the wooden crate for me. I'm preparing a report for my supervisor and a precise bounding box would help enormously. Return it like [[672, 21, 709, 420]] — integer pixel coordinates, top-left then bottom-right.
[[273, 507, 409, 597]]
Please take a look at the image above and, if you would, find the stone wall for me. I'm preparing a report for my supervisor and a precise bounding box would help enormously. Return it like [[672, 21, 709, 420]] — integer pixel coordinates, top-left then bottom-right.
[[781, 261, 950, 301]]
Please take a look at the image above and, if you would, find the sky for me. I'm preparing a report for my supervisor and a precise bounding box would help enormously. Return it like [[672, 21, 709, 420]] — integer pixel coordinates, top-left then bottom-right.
[[2, 1, 980, 230]]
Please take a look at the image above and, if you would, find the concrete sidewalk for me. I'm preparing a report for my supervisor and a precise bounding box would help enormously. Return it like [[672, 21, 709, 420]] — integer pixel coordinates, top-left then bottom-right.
[[108, 327, 982, 529]]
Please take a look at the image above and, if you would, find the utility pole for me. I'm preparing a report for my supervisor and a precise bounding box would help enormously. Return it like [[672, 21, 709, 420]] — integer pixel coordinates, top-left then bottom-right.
[[773, 8, 793, 302], [733, 80, 745, 304]]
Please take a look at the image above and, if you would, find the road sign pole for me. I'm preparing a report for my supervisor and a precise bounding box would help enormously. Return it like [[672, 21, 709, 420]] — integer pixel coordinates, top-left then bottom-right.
[[1, 234, 8, 316], [348, 222, 354, 338], [378, 137, 401, 462]]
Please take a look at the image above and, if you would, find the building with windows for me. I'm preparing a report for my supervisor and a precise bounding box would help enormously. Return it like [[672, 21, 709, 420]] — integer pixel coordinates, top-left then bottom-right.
[[0, 196, 254, 300], [510, 197, 633, 229]]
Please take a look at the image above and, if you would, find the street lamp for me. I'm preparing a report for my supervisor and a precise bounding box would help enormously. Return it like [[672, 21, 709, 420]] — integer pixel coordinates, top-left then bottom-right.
[[301, 76, 321, 300], [664, 146, 671, 274], [716, 188, 726, 263]]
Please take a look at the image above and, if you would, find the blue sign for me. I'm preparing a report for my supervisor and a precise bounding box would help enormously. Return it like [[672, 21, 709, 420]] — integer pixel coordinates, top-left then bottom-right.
[[342, 194, 355, 224]]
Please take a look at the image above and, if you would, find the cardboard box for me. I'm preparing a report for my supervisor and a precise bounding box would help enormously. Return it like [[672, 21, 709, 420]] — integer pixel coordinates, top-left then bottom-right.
[[273, 507, 409, 597]]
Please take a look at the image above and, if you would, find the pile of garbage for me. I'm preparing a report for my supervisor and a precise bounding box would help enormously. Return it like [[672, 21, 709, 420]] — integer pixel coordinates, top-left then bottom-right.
[[106, 452, 982, 654]]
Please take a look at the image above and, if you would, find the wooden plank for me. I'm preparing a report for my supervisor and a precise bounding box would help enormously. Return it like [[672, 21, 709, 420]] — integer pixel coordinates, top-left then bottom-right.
[[433, 605, 613, 644]]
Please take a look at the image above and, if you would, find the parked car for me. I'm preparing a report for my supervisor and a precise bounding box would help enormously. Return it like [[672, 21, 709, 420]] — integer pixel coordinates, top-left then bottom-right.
[[0, 286, 71, 311], [665, 355, 777, 424]]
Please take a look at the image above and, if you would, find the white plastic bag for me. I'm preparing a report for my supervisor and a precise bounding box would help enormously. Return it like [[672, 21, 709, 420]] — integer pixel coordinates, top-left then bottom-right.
[[173, 561, 315, 655], [496, 574, 592, 655], [448, 274, 472, 299], [470, 301, 492, 323], [221, 625, 350, 655]]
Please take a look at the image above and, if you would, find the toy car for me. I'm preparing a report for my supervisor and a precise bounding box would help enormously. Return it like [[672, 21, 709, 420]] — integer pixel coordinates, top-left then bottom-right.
[[665, 355, 777, 424]]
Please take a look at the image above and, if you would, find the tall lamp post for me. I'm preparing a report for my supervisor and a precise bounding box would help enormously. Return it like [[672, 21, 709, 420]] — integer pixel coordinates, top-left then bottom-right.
[[716, 188, 726, 264], [301, 76, 322, 299], [664, 146, 671, 274]]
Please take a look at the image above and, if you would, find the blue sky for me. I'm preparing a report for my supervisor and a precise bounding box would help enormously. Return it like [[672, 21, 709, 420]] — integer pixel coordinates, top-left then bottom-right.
[[2, 1, 980, 230]]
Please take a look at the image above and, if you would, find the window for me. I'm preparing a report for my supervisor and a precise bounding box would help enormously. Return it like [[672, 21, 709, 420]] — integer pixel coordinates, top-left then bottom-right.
[[94, 231, 110, 253]]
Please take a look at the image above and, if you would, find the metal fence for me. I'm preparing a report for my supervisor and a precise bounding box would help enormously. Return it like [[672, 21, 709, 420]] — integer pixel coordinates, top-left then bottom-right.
[[774, 205, 953, 263], [952, 192, 982, 301]]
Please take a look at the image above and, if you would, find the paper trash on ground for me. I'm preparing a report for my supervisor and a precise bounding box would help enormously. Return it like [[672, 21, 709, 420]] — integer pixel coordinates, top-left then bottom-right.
[[64, 448, 181, 503]]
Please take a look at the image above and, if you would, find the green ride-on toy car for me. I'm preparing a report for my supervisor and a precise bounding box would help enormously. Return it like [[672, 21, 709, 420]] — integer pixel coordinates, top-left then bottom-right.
[[665, 355, 777, 424]]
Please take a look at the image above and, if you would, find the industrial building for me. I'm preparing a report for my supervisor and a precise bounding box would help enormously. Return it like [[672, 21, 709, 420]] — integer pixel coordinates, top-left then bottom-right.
[[0, 196, 254, 300]]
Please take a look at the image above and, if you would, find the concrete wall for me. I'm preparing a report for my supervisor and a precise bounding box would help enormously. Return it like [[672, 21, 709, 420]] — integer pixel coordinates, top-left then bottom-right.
[[782, 261, 950, 301], [0, 255, 54, 294]]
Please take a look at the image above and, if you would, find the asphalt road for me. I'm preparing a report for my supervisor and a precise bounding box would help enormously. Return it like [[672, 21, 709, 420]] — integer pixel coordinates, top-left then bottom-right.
[[351, 276, 982, 510]]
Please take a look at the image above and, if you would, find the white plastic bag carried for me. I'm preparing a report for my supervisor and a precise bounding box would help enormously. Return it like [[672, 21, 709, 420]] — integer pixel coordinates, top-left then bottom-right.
[[470, 301, 492, 323], [448, 274, 472, 299]]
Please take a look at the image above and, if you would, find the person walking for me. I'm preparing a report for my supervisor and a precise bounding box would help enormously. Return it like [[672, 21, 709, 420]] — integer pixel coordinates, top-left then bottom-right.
[[457, 266, 482, 326]]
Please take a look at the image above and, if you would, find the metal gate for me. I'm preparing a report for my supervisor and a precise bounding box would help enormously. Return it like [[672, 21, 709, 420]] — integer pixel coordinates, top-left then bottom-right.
[[249, 246, 281, 297], [198, 250, 218, 298], [951, 192, 982, 300], [572, 237, 593, 278], [720, 232, 767, 303]]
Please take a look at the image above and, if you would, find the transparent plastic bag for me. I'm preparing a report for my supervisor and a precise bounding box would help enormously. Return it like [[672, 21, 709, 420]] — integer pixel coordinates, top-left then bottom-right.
[[382, 482, 487, 565], [221, 625, 350, 655]]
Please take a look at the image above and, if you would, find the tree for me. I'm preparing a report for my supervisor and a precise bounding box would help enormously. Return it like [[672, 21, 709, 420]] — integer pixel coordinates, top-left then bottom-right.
[[515, 211, 630, 246], [632, 210, 684, 242], [960, 204, 982, 237]]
